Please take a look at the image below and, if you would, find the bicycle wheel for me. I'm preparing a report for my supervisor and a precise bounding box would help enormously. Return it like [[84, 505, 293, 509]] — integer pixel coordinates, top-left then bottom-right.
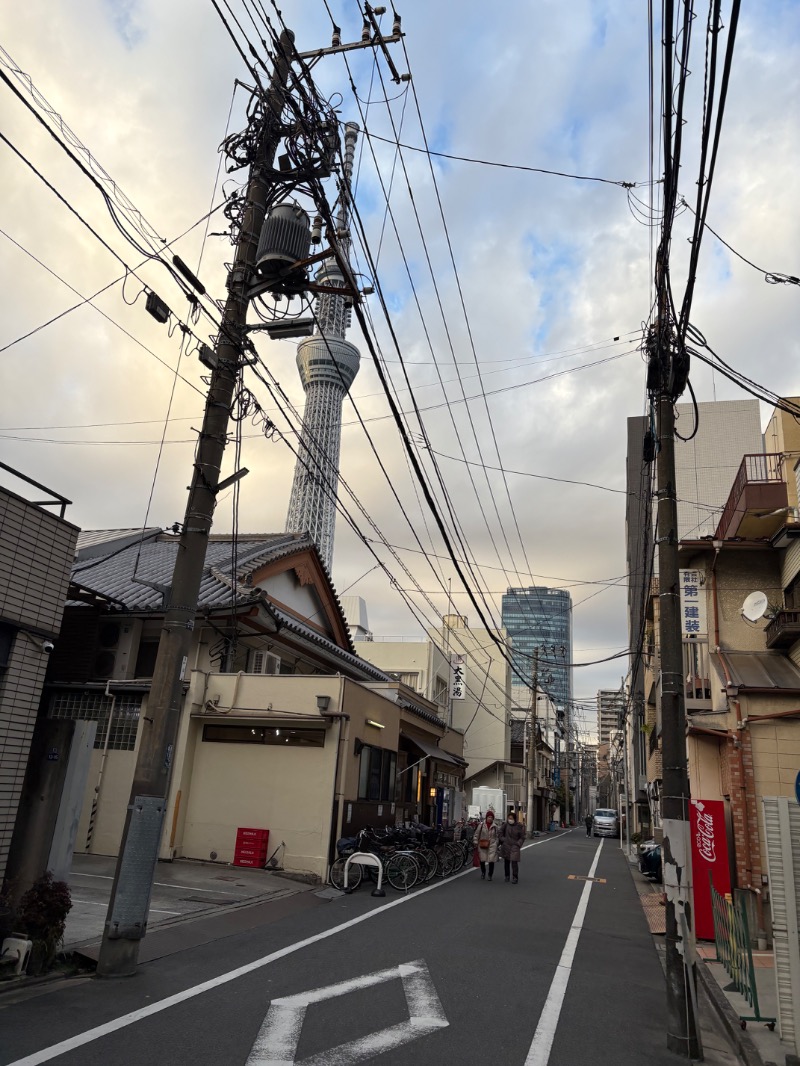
[[416, 847, 437, 882], [385, 853, 418, 892], [434, 845, 455, 877], [445, 841, 464, 871], [330, 856, 362, 891]]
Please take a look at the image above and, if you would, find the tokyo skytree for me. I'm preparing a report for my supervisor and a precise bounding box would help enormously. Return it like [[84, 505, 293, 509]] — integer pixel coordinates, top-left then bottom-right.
[[284, 123, 360, 572]]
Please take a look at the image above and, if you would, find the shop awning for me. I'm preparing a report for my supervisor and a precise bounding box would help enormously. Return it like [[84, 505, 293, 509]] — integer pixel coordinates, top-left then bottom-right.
[[400, 732, 466, 767]]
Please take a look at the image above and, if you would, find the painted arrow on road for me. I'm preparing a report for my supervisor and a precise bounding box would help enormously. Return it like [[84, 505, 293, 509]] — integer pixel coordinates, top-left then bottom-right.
[[246, 959, 448, 1065]]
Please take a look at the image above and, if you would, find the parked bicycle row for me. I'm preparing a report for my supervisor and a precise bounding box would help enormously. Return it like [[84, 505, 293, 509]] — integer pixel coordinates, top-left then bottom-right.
[[329, 822, 475, 893]]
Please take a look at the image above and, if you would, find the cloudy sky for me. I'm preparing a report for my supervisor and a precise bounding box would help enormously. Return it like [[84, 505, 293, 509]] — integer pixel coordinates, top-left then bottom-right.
[[1, 1, 798, 737]]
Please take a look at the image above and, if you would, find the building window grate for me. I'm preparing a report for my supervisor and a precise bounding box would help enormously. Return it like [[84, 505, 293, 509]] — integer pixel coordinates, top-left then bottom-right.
[[49, 690, 142, 751]]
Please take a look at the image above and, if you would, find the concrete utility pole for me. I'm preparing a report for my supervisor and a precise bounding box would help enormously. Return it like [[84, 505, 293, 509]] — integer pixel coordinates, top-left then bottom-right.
[[654, 325, 701, 1057], [96, 15, 406, 977], [96, 31, 296, 978], [526, 648, 539, 835]]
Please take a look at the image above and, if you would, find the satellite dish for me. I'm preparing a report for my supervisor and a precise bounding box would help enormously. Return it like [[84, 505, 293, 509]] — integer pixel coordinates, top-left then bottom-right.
[[742, 591, 769, 623]]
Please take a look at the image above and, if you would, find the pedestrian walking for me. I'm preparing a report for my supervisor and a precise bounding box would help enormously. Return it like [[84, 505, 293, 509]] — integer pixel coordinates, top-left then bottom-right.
[[584, 813, 593, 837], [474, 810, 499, 881], [499, 811, 526, 883]]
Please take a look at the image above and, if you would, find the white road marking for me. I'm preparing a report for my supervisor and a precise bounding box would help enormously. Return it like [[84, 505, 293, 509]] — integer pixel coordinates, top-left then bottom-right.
[[69, 899, 180, 916], [524, 839, 604, 1066], [246, 959, 447, 1065], [8, 832, 568, 1066], [71, 872, 242, 895]]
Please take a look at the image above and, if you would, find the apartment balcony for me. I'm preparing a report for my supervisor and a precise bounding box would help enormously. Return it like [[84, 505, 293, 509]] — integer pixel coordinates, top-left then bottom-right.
[[714, 454, 788, 541], [765, 609, 800, 649]]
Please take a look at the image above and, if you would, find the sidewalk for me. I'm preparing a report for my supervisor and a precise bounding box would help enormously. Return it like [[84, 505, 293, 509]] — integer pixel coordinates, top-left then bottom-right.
[[629, 855, 792, 1066], [45, 852, 326, 969]]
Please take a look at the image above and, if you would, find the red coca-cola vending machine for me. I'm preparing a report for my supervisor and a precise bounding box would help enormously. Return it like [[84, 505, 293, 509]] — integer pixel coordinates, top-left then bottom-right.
[[690, 798, 731, 940]]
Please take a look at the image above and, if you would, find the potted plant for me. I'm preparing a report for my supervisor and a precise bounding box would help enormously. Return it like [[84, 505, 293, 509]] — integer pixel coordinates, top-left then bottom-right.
[[15, 872, 72, 975]]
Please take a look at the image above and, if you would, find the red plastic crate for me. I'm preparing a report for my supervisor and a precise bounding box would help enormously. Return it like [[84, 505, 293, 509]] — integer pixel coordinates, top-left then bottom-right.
[[234, 844, 268, 861], [232, 855, 265, 868], [236, 827, 269, 847]]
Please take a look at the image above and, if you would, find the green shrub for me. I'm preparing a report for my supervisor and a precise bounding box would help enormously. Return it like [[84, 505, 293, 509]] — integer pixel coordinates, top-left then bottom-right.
[[16, 872, 72, 973]]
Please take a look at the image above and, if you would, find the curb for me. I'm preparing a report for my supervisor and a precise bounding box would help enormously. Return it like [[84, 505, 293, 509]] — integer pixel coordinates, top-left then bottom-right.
[[696, 960, 765, 1066]]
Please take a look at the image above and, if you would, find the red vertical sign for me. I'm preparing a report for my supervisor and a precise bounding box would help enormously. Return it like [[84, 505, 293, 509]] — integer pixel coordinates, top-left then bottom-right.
[[690, 798, 731, 940]]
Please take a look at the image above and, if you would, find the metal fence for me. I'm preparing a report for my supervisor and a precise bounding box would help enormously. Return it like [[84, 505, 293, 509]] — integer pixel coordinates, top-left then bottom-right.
[[710, 878, 776, 1028]]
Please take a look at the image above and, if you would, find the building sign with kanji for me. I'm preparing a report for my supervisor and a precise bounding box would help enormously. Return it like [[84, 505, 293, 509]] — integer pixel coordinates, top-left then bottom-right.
[[679, 569, 707, 637], [450, 654, 466, 701]]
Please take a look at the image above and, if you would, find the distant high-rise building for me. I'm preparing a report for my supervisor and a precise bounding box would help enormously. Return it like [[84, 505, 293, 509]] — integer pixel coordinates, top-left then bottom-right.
[[501, 587, 573, 714], [597, 689, 625, 747], [284, 123, 360, 572]]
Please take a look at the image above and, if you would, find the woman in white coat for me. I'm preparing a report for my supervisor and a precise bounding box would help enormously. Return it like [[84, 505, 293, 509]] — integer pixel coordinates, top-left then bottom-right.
[[475, 810, 500, 881]]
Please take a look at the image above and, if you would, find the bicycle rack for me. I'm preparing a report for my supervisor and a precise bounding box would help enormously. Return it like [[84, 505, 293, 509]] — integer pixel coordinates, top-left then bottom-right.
[[344, 852, 385, 897]]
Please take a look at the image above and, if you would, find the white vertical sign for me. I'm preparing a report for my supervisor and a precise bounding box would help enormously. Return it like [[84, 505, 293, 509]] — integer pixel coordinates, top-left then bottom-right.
[[450, 654, 466, 700], [679, 569, 707, 636]]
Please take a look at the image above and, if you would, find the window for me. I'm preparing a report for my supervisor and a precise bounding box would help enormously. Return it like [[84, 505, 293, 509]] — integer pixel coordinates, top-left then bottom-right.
[[432, 676, 448, 706], [49, 690, 142, 751], [202, 724, 325, 746], [358, 745, 396, 802]]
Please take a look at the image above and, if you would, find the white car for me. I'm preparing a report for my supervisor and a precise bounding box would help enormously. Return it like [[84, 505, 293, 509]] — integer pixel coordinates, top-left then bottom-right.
[[592, 809, 620, 838]]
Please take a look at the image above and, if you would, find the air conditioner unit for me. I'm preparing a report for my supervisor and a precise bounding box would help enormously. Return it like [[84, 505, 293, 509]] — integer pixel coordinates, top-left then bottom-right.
[[92, 618, 142, 680], [250, 649, 281, 675]]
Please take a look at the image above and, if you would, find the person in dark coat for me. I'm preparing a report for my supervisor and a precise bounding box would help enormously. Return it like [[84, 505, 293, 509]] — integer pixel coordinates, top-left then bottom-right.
[[498, 812, 526, 883], [585, 813, 593, 836]]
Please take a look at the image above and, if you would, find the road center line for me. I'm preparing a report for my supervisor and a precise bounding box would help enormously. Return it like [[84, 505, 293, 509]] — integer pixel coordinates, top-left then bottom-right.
[[8, 833, 570, 1066], [524, 839, 604, 1066]]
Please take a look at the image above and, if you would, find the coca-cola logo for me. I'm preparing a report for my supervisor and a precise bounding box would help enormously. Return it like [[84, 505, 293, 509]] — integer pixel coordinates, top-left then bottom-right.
[[695, 809, 716, 863]]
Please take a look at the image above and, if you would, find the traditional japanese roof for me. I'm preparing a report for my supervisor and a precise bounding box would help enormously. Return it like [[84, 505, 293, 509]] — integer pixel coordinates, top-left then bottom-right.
[[70, 532, 318, 610]]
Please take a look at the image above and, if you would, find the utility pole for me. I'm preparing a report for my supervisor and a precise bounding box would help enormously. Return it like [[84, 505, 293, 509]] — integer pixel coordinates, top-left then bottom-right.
[[526, 648, 539, 835], [96, 31, 296, 978], [96, 16, 406, 978], [652, 317, 701, 1056]]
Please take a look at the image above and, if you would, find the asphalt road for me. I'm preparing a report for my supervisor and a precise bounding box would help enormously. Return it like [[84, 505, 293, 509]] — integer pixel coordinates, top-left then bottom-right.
[[1, 832, 695, 1066]]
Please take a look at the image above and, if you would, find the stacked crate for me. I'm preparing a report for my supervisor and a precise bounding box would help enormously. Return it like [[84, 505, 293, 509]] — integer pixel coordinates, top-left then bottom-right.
[[233, 827, 269, 868]]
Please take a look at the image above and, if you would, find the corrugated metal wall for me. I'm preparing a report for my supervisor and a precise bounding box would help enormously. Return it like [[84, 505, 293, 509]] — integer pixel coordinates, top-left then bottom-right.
[[762, 796, 800, 1052]]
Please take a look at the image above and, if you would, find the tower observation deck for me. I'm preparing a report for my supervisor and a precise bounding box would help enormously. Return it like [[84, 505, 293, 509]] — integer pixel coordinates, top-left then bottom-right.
[[284, 123, 360, 572]]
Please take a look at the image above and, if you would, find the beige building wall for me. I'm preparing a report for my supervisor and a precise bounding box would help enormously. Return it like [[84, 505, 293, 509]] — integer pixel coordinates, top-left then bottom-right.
[[356, 640, 449, 713], [427, 618, 511, 777], [764, 399, 800, 511]]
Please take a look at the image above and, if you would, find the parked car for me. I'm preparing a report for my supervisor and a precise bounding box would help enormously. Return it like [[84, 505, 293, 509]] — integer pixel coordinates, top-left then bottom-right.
[[592, 808, 620, 838]]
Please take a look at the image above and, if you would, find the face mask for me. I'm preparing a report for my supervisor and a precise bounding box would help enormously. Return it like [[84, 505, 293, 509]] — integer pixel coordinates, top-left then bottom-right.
[[508, 818, 516, 824]]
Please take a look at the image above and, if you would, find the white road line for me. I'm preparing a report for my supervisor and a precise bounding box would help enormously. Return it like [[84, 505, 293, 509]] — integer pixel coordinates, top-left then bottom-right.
[[71, 899, 181, 916], [7, 833, 570, 1066], [524, 839, 604, 1066], [71, 872, 242, 896]]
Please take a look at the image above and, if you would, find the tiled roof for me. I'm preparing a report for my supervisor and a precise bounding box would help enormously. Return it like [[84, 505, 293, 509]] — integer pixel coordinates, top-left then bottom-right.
[[69, 532, 320, 611]]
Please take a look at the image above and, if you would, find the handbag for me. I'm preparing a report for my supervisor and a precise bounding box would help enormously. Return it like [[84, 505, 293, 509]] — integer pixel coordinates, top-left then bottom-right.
[[472, 847, 481, 868], [478, 838, 490, 849]]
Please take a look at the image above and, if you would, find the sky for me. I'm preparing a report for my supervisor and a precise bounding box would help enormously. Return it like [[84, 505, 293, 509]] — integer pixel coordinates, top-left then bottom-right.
[[1, 0, 798, 740]]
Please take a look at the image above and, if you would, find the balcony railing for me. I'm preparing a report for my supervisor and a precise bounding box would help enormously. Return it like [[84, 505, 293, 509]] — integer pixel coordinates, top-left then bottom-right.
[[765, 609, 800, 649], [714, 453, 786, 541]]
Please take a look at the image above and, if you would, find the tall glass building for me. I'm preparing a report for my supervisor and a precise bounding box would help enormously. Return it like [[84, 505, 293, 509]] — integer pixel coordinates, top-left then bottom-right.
[[502, 587, 573, 713]]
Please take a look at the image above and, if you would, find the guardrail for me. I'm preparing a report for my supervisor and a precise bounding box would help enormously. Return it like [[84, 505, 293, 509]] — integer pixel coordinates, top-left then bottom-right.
[[710, 878, 776, 1029]]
